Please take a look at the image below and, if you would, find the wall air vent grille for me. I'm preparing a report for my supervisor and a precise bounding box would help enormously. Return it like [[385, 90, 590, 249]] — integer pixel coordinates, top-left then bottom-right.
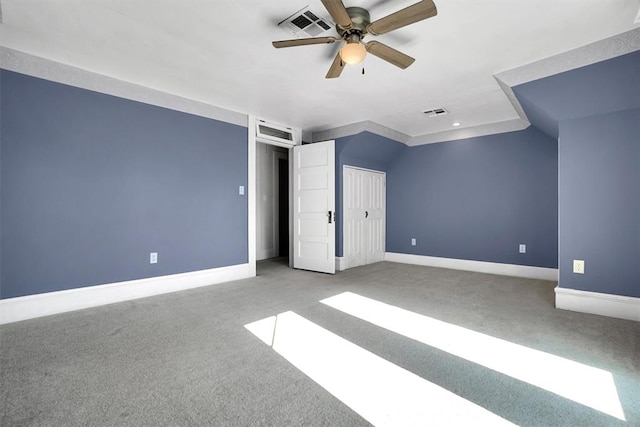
[[258, 124, 293, 141], [255, 119, 301, 147], [278, 6, 334, 38], [422, 108, 449, 117]]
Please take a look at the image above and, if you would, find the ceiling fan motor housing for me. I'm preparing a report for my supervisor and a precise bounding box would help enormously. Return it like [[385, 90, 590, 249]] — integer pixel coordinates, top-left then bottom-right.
[[339, 7, 371, 38]]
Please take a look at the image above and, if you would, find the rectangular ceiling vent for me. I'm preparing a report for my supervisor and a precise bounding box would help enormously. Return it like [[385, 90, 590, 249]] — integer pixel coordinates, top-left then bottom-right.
[[278, 6, 334, 38], [422, 107, 449, 118]]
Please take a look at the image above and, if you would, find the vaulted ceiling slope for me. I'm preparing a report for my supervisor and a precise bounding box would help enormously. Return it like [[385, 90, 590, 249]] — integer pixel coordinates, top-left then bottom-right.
[[0, 0, 638, 144], [513, 50, 640, 139]]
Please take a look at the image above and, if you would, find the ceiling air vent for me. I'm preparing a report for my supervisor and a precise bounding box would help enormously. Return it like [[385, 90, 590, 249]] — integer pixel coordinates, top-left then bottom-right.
[[422, 108, 449, 118], [278, 6, 334, 38]]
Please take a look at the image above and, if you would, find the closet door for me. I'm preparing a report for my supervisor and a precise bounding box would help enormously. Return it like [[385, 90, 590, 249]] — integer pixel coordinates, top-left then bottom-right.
[[343, 166, 386, 269], [344, 167, 366, 268], [364, 171, 386, 265]]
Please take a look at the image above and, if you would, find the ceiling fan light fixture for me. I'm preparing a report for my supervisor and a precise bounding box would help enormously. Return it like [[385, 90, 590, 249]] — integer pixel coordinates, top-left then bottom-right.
[[340, 41, 367, 65]]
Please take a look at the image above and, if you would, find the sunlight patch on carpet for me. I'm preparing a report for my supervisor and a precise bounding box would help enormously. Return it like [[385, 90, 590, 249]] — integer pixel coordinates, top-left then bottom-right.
[[321, 292, 625, 421], [246, 311, 513, 427]]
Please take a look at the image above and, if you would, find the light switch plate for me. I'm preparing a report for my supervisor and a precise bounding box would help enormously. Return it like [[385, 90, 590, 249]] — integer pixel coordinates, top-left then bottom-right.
[[239, 186, 245, 195], [573, 259, 584, 274], [150, 252, 158, 264], [411, 238, 416, 246], [519, 244, 526, 254]]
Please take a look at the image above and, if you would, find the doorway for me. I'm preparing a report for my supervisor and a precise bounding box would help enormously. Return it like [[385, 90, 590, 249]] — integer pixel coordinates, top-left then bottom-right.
[[278, 158, 289, 258], [251, 131, 335, 275], [256, 142, 289, 264]]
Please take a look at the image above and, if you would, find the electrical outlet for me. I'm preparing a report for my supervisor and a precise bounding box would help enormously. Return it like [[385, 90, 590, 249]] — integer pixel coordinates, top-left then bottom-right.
[[411, 238, 416, 246], [573, 259, 584, 274], [150, 252, 158, 264], [239, 185, 245, 195], [519, 244, 526, 254]]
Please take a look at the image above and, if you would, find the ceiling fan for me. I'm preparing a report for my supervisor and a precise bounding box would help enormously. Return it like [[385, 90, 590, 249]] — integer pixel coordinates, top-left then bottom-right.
[[272, 0, 438, 78]]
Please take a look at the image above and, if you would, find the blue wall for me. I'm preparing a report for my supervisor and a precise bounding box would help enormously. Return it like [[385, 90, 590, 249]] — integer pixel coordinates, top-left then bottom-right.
[[514, 50, 639, 298], [558, 108, 640, 298], [387, 127, 558, 268], [0, 70, 248, 299], [335, 132, 406, 257], [514, 50, 640, 140]]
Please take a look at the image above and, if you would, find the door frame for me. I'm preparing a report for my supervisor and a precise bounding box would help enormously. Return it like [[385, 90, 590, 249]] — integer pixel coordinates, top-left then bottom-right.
[[249, 116, 337, 274], [249, 116, 295, 275], [256, 142, 289, 261]]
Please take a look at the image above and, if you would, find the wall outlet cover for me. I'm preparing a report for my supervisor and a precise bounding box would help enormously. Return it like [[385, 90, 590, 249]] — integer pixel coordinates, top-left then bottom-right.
[[411, 238, 417, 246], [573, 259, 584, 274], [150, 252, 158, 264], [519, 244, 526, 253]]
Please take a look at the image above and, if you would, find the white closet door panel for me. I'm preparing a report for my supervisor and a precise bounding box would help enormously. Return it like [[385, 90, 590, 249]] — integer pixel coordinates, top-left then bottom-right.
[[365, 172, 386, 264], [343, 166, 386, 268], [344, 167, 366, 267]]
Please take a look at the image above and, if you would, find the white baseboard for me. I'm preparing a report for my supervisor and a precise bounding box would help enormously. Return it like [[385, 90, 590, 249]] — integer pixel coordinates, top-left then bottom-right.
[[384, 252, 558, 281], [555, 287, 640, 322], [0, 263, 253, 325], [336, 256, 360, 271]]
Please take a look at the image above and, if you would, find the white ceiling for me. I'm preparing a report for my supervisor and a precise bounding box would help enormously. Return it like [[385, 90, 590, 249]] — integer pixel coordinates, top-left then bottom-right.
[[0, 0, 638, 139]]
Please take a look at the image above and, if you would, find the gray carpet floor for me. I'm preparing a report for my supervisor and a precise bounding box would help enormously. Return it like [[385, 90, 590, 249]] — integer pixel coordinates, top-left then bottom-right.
[[1, 259, 639, 426]]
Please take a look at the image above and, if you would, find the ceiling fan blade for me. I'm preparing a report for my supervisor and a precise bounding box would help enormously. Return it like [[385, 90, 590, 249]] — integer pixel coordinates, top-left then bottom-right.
[[273, 37, 338, 48], [366, 0, 437, 35], [326, 51, 345, 79], [321, 0, 353, 29], [365, 41, 415, 69]]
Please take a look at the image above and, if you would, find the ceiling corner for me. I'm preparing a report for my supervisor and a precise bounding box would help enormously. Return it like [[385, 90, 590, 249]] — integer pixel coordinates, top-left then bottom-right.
[[311, 121, 411, 145], [408, 119, 530, 146]]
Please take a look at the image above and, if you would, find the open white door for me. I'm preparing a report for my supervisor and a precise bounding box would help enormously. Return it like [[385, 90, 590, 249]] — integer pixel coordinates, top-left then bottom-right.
[[293, 140, 335, 274]]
